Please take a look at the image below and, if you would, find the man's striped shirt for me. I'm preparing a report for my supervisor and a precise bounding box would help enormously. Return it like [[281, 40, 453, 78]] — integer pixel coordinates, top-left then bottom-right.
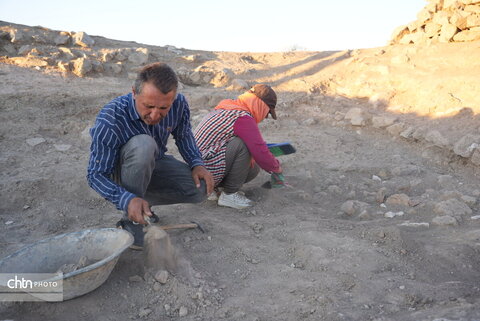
[[87, 92, 204, 211]]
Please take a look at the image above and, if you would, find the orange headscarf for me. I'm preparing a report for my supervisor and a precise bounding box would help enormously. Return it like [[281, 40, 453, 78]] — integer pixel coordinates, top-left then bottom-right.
[[214, 92, 270, 124]]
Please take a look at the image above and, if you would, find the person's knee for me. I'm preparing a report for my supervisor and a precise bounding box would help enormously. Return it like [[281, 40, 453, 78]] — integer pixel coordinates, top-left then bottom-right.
[[121, 135, 158, 166]]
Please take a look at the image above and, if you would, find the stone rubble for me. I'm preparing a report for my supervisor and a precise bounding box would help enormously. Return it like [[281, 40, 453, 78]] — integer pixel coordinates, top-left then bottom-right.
[[391, 0, 480, 44]]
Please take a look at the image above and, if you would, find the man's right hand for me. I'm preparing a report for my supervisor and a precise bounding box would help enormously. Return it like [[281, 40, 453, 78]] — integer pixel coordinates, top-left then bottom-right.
[[127, 197, 152, 225]]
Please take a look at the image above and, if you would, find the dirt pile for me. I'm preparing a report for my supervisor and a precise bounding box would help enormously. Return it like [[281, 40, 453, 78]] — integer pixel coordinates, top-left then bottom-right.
[[391, 0, 480, 44]]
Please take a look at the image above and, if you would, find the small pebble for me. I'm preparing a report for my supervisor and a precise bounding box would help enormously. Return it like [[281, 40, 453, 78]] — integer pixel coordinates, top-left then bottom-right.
[[128, 275, 143, 282], [154, 270, 168, 284], [179, 306, 188, 317], [5, 221, 13, 225]]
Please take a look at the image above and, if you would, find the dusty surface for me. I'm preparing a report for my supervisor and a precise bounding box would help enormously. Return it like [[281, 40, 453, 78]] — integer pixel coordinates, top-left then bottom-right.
[[1, 22, 480, 320]]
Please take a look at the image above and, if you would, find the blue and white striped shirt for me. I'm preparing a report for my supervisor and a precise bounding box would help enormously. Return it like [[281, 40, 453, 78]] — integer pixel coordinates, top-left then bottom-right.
[[86, 92, 204, 211]]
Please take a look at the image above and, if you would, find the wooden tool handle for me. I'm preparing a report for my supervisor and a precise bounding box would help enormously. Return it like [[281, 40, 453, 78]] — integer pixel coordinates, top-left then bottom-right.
[[160, 223, 198, 230]]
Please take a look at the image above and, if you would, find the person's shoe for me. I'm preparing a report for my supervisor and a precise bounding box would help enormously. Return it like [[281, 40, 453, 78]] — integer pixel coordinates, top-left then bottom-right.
[[116, 220, 144, 250], [218, 191, 252, 209]]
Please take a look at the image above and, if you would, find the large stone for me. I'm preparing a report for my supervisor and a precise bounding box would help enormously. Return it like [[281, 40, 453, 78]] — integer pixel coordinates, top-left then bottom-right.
[[438, 23, 459, 42], [425, 22, 442, 37], [450, 12, 470, 29], [465, 4, 480, 13], [470, 148, 480, 165], [453, 134, 480, 157], [3, 43, 16, 55], [391, 25, 409, 43], [425, 130, 449, 147], [433, 11, 451, 26], [386, 194, 411, 207], [211, 68, 235, 87], [386, 123, 405, 137], [72, 58, 93, 77], [9, 29, 26, 43], [453, 27, 480, 41], [434, 198, 472, 216], [72, 31, 95, 47], [432, 215, 458, 226], [54, 32, 70, 45], [372, 115, 397, 128], [128, 48, 149, 65], [466, 14, 480, 28], [344, 107, 369, 126]]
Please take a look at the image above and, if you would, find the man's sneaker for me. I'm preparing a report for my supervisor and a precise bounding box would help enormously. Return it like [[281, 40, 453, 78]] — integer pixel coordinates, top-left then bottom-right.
[[116, 220, 144, 250], [218, 191, 252, 209]]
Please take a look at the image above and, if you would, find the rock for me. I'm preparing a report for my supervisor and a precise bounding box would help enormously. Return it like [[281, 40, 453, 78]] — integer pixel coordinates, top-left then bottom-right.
[[211, 68, 234, 87], [182, 54, 206, 63], [467, 14, 480, 28], [438, 23, 458, 42], [153, 282, 161, 291], [128, 48, 149, 65], [107, 62, 123, 74], [303, 118, 317, 126], [450, 12, 470, 29], [461, 195, 476, 207], [425, 130, 449, 147], [154, 270, 169, 284], [372, 115, 397, 128], [453, 27, 480, 41], [72, 58, 93, 77], [3, 43, 17, 56], [385, 123, 405, 137], [54, 144, 72, 151], [230, 79, 249, 91], [432, 215, 458, 226], [340, 200, 356, 216], [9, 28, 25, 43], [400, 126, 415, 139], [358, 210, 371, 220], [26, 137, 46, 146], [434, 198, 472, 216], [386, 194, 411, 207], [73, 31, 94, 47], [425, 22, 442, 37], [385, 211, 405, 218], [453, 134, 480, 158], [138, 307, 152, 318], [54, 32, 70, 45], [391, 165, 421, 176], [399, 222, 430, 228], [344, 107, 369, 126], [17, 45, 31, 56], [376, 187, 387, 203], [58, 61, 70, 72], [129, 275, 143, 282], [470, 149, 480, 166], [179, 306, 188, 317]]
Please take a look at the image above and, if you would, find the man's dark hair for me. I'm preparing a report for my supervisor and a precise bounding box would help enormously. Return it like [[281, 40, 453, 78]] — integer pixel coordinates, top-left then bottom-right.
[[134, 62, 178, 94]]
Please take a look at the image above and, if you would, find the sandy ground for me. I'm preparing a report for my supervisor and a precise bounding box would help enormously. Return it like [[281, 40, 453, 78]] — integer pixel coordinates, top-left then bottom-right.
[[1, 30, 480, 320]]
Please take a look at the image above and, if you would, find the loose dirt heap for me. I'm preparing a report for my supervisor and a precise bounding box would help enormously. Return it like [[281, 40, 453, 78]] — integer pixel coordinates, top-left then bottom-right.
[[1, 18, 480, 320]]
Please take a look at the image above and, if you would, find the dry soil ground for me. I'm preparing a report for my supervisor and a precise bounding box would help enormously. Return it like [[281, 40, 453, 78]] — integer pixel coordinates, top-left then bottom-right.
[[1, 32, 480, 321]]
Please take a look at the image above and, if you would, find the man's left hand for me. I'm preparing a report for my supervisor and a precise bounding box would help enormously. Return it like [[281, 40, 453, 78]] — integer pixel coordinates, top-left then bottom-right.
[[192, 165, 214, 195]]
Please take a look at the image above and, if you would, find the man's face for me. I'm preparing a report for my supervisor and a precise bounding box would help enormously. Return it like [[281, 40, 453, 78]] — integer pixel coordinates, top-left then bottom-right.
[[133, 82, 176, 125]]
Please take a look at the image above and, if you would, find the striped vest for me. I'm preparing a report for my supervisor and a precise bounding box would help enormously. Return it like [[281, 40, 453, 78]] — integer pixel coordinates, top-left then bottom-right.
[[194, 109, 251, 185]]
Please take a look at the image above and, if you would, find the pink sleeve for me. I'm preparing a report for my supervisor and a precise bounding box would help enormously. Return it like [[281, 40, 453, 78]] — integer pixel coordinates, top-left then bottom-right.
[[233, 115, 281, 173]]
